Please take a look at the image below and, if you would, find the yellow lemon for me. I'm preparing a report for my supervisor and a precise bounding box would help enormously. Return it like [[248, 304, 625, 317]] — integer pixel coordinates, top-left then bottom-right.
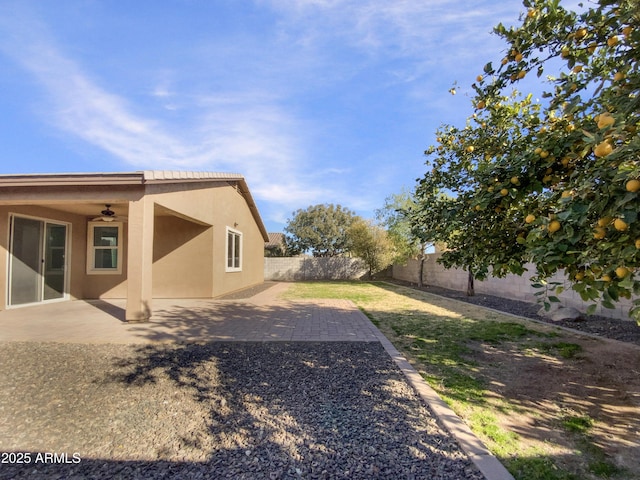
[[614, 218, 628, 231], [548, 220, 561, 233], [594, 141, 613, 157], [615, 266, 630, 278], [626, 179, 640, 192], [525, 214, 536, 224], [597, 112, 615, 129]]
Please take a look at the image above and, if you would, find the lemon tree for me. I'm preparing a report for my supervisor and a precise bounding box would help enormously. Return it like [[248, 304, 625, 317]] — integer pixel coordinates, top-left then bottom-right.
[[412, 0, 640, 321], [413, 93, 539, 281]]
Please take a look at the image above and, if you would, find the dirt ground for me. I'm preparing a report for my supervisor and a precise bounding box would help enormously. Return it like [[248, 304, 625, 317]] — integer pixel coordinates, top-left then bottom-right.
[[467, 332, 640, 476], [362, 282, 640, 478]]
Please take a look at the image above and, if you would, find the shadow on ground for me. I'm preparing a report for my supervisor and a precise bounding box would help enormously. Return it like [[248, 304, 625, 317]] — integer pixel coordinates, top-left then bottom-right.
[[0, 342, 484, 480]]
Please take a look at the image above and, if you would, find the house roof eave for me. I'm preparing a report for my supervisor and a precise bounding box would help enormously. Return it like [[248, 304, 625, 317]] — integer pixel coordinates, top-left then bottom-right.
[[0, 170, 270, 242]]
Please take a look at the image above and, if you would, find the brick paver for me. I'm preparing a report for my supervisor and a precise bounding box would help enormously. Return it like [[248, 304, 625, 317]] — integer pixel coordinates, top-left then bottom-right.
[[0, 282, 379, 344]]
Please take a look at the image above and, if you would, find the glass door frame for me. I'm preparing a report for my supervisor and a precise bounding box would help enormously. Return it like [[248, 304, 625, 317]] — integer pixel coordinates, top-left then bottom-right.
[[7, 213, 71, 308]]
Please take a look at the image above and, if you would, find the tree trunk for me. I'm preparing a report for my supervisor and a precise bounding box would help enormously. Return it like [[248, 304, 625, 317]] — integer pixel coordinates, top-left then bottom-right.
[[418, 256, 425, 288], [467, 270, 475, 296]]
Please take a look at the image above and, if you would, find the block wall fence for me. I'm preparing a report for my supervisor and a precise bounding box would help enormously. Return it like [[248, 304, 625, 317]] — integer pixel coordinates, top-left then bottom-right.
[[264, 257, 366, 281], [392, 253, 634, 321]]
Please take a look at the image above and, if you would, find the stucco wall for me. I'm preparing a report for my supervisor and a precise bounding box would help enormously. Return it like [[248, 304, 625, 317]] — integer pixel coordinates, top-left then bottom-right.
[[138, 182, 265, 298], [1, 180, 265, 309], [152, 216, 213, 298], [392, 254, 636, 321]]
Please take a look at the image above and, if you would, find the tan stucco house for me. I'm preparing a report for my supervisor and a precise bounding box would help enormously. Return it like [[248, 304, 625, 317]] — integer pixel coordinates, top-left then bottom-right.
[[0, 171, 268, 321]]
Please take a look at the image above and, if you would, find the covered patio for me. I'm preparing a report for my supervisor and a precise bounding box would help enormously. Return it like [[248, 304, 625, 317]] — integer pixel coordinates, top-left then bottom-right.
[[0, 171, 269, 321]]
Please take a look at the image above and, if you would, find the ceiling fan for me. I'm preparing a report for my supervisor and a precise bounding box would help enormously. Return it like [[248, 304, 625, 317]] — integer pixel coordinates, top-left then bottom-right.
[[92, 204, 128, 222]]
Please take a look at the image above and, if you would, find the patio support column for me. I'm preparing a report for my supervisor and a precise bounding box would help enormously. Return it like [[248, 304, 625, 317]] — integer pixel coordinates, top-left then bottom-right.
[[125, 196, 154, 321]]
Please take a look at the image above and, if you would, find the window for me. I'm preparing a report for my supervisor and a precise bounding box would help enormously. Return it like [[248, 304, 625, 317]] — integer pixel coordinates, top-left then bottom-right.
[[87, 222, 122, 274], [226, 227, 242, 271]]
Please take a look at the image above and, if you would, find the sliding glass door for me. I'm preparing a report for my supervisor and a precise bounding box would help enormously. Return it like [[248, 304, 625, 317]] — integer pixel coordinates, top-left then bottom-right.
[[9, 215, 69, 306]]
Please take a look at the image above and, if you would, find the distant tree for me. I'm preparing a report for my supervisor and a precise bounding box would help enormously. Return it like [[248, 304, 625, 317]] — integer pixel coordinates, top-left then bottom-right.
[[375, 189, 428, 263], [285, 204, 359, 257], [282, 235, 303, 256], [348, 219, 395, 278]]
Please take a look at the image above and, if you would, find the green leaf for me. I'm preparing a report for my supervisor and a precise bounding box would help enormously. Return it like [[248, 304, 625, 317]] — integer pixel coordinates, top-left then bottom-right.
[[619, 276, 635, 289], [586, 304, 597, 315], [622, 210, 638, 224]]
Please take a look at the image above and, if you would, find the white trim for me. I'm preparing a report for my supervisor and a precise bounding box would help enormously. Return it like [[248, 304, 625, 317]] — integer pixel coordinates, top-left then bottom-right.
[[7, 213, 71, 308], [225, 226, 242, 272], [87, 221, 123, 275]]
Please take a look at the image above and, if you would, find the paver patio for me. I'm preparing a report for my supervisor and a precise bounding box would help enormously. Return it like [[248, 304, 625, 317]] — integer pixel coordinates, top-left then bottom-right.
[[0, 283, 380, 344]]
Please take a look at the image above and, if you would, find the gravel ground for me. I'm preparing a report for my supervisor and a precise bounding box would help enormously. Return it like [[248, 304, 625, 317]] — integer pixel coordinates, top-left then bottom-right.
[[389, 280, 640, 346], [0, 342, 484, 480]]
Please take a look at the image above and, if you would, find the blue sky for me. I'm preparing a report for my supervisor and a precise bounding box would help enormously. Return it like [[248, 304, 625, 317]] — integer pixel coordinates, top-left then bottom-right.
[[1, 0, 532, 232]]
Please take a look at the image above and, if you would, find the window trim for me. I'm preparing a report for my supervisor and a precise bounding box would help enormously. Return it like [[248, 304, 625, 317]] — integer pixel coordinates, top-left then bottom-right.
[[225, 227, 242, 272], [86, 221, 123, 275]]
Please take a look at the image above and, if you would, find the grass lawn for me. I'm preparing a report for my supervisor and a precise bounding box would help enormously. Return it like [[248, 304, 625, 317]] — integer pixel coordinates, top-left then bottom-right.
[[282, 281, 640, 480]]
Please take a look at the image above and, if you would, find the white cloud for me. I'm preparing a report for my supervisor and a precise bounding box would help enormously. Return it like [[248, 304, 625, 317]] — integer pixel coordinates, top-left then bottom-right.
[[262, 0, 522, 62], [0, 4, 326, 215]]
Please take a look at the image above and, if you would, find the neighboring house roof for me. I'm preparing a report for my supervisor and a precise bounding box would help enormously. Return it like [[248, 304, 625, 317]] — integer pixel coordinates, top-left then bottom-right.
[[265, 232, 285, 247], [0, 170, 269, 241]]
